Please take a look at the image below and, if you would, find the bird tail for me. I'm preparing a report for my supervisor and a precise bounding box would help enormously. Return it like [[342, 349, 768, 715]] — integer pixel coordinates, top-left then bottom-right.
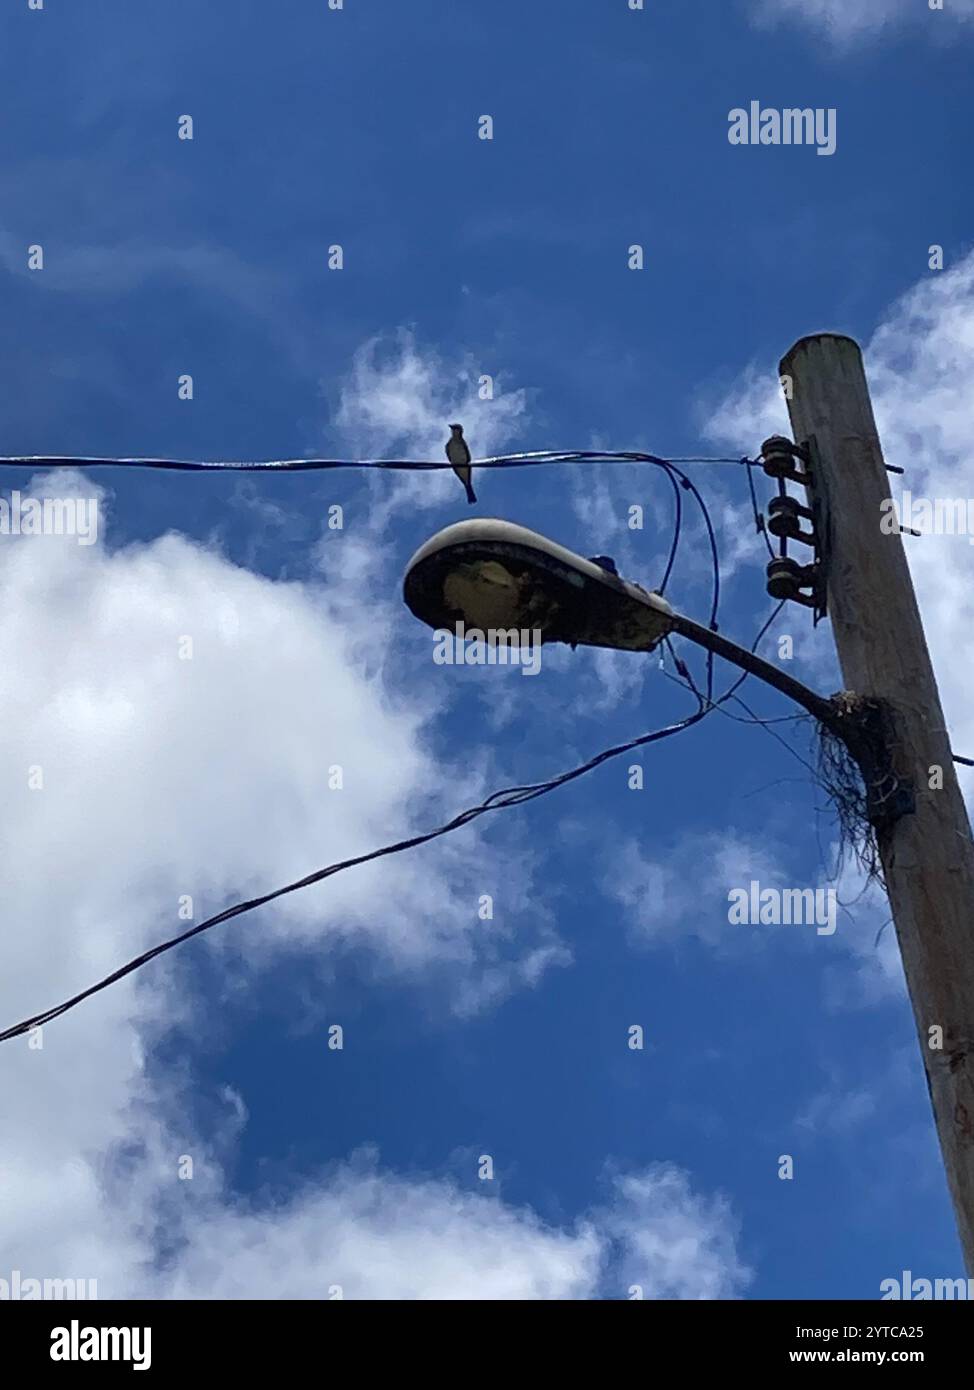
[[465, 479, 477, 505]]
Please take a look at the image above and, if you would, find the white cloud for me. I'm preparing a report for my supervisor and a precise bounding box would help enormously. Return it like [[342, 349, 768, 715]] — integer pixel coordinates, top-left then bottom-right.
[[153, 1150, 606, 1301], [751, 0, 973, 44], [1, 481, 478, 983], [151, 1154, 748, 1301], [10, 1122, 748, 1300], [0, 467, 577, 1296], [753, 0, 907, 41], [796, 1084, 876, 1134], [0, 467, 751, 1299], [822, 853, 905, 1005], [705, 362, 786, 472], [43, 1145, 748, 1300], [604, 832, 786, 948], [596, 1165, 751, 1300], [604, 826, 906, 1003]]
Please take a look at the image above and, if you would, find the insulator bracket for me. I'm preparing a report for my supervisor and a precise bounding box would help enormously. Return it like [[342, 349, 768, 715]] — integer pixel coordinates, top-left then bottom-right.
[[767, 495, 816, 547], [755, 435, 828, 621], [759, 435, 810, 486], [766, 556, 820, 608]]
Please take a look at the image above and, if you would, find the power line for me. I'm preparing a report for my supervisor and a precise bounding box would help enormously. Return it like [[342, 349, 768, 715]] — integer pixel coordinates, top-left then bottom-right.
[[662, 601, 823, 786], [0, 445, 734, 1042], [0, 450, 753, 474], [0, 699, 710, 1045], [648, 462, 723, 699], [0, 448, 737, 634], [662, 599, 792, 726], [745, 456, 776, 560], [655, 462, 682, 597]]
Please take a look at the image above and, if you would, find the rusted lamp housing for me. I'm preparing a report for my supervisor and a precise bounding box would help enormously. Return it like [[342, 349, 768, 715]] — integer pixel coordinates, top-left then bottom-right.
[[404, 518, 676, 654]]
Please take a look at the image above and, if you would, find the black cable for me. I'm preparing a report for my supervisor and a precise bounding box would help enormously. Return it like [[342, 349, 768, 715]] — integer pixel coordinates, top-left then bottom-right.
[[0, 699, 709, 1045], [0, 447, 755, 1042], [662, 598, 787, 735], [0, 447, 727, 642], [745, 457, 776, 560], [713, 601, 787, 708], [726, 691, 821, 780], [0, 450, 749, 474], [652, 464, 721, 700], [662, 599, 823, 789], [660, 669, 804, 728], [655, 461, 682, 597]]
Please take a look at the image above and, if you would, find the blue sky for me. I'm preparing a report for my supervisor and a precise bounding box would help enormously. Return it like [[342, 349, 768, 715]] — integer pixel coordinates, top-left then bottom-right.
[[2, 0, 974, 1299]]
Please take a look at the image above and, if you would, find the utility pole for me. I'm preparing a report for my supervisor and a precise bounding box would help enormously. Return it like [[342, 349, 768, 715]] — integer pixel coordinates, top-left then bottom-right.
[[781, 333, 974, 1274]]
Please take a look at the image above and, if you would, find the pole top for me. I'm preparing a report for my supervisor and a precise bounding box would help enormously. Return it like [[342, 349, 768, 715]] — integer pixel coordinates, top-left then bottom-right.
[[779, 333, 863, 377]]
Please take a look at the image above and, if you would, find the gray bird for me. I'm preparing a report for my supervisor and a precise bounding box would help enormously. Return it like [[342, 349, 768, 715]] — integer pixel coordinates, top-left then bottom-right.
[[446, 423, 476, 505]]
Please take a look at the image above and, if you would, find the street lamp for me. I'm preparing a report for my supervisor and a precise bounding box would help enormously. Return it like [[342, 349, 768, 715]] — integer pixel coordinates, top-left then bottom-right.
[[403, 517, 840, 730]]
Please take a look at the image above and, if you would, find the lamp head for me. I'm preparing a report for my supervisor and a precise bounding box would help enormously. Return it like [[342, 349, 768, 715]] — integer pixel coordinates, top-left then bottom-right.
[[403, 519, 674, 653]]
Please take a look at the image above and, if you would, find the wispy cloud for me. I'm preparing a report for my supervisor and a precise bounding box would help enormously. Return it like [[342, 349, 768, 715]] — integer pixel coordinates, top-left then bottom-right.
[[603, 831, 786, 950], [751, 0, 973, 45], [0, 468, 583, 1294], [128, 1151, 749, 1300], [331, 328, 530, 529]]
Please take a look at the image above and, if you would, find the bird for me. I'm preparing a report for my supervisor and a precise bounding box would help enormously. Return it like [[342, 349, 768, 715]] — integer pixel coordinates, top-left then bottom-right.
[[446, 424, 476, 505], [588, 554, 619, 576]]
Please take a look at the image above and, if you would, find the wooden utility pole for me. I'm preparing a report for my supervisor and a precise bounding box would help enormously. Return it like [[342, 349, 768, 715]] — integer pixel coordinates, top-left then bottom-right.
[[781, 333, 974, 1274]]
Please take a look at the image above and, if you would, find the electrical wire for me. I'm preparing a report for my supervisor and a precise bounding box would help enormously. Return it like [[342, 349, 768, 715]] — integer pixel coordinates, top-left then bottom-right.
[[660, 668, 806, 730], [0, 450, 754, 474], [0, 698, 710, 1045], [711, 600, 787, 708], [0, 445, 766, 1042], [725, 691, 821, 780], [655, 462, 682, 597], [650, 464, 722, 699], [677, 470, 721, 699], [0, 446, 730, 638], [745, 456, 776, 560], [662, 600, 823, 785], [663, 599, 784, 711]]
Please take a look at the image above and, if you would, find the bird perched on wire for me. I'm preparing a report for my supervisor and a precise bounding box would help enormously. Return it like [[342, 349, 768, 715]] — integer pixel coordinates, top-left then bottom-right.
[[446, 423, 476, 504]]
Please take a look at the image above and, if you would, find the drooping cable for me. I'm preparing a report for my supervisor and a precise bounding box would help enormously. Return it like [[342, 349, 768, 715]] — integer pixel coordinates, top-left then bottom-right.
[[0, 699, 710, 1044], [0, 448, 773, 1042], [745, 456, 776, 560]]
